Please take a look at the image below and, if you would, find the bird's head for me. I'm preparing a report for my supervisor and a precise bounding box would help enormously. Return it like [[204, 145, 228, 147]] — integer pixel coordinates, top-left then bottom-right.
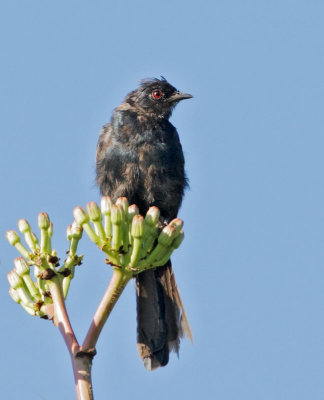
[[125, 77, 192, 119]]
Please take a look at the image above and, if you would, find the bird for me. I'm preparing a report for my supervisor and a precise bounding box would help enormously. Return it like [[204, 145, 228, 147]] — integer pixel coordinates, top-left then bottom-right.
[[96, 77, 193, 370]]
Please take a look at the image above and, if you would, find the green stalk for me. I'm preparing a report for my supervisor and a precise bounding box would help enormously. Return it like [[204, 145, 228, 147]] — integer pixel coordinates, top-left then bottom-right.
[[62, 265, 75, 298], [16, 285, 34, 309], [93, 220, 106, 240], [82, 268, 132, 351], [101, 196, 112, 239], [82, 222, 101, 245], [47, 222, 53, 252], [20, 302, 37, 316], [129, 237, 142, 267], [103, 215, 112, 240], [18, 219, 37, 252], [38, 213, 50, 253], [87, 202, 106, 240], [22, 275, 41, 301], [111, 205, 124, 251], [40, 228, 49, 253], [144, 243, 167, 264], [101, 246, 120, 265]]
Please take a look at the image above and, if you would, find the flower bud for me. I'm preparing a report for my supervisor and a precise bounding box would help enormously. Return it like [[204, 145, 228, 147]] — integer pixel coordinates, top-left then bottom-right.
[[48, 221, 53, 237], [14, 257, 30, 276], [127, 204, 139, 223], [66, 225, 72, 241], [73, 206, 89, 225], [145, 207, 160, 226], [172, 231, 184, 249], [18, 219, 31, 234], [71, 221, 83, 239], [111, 204, 124, 225], [9, 287, 20, 303], [169, 218, 183, 234], [6, 230, 20, 246], [31, 232, 39, 245], [131, 215, 144, 238], [101, 196, 112, 215], [116, 197, 129, 214], [87, 201, 101, 222], [102, 197, 113, 238], [7, 270, 23, 290], [158, 225, 176, 247], [38, 212, 50, 230]]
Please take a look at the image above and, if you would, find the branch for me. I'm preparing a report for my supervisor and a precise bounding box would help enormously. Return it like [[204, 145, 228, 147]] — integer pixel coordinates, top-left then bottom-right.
[[82, 268, 131, 351]]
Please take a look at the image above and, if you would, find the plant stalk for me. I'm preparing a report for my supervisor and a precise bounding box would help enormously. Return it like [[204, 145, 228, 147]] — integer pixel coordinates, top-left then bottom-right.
[[82, 268, 132, 351], [49, 277, 94, 400]]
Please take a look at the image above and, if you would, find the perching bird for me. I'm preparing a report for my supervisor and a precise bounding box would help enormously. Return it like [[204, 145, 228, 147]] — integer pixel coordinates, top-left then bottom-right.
[[96, 77, 192, 370]]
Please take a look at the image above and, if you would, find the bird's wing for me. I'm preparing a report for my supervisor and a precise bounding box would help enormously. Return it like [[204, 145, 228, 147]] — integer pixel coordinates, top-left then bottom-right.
[[96, 123, 113, 163]]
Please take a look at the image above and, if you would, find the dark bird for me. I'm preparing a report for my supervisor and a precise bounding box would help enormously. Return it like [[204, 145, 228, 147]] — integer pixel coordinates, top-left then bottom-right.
[[96, 77, 192, 370]]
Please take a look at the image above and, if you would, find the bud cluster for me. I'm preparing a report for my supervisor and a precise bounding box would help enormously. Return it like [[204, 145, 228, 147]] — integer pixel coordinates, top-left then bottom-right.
[[6, 213, 83, 316], [6, 198, 185, 316], [73, 197, 184, 274]]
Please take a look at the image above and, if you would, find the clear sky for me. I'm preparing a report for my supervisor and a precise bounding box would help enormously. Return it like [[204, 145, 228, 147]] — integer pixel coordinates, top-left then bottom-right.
[[1, 1, 324, 399]]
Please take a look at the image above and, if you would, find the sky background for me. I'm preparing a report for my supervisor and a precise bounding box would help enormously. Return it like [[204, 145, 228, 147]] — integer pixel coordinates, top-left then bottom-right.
[[1, 1, 324, 399]]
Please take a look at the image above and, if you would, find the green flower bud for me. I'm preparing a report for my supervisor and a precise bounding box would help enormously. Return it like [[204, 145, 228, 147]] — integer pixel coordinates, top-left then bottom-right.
[[116, 197, 129, 214], [71, 221, 83, 239], [87, 201, 101, 222], [74, 206, 100, 244], [31, 232, 39, 245], [110, 205, 124, 250], [9, 287, 20, 303], [87, 202, 106, 239], [131, 215, 144, 238], [129, 215, 145, 267], [7, 270, 23, 290], [6, 230, 30, 258], [101, 196, 112, 215], [17, 219, 31, 234], [169, 218, 184, 234], [66, 225, 73, 241], [111, 204, 124, 225], [116, 199, 130, 253], [38, 213, 50, 253], [158, 225, 176, 247], [18, 219, 37, 252], [6, 230, 20, 246], [67, 221, 83, 256], [48, 221, 53, 237], [145, 207, 160, 226], [15, 259, 41, 302], [9, 287, 35, 315], [73, 206, 89, 225], [101, 197, 113, 238], [127, 204, 139, 223], [150, 230, 184, 268], [38, 212, 50, 230], [14, 257, 30, 276], [172, 231, 184, 249]]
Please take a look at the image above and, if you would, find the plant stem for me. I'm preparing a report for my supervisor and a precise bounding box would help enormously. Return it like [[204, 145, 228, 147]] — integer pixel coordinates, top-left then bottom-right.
[[48, 268, 131, 399], [48, 277, 79, 354], [82, 268, 131, 350], [72, 351, 95, 400], [49, 277, 95, 400]]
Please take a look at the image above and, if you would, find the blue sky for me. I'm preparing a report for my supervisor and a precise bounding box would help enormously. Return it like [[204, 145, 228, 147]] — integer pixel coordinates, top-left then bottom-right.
[[1, 1, 324, 399]]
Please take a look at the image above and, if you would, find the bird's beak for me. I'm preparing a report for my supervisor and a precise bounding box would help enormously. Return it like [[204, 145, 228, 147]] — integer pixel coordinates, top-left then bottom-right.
[[168, 91, 193, 103]]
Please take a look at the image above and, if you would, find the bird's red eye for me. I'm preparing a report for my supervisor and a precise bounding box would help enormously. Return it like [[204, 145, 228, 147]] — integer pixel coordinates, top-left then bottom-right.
[[152, 90, 163, 99]]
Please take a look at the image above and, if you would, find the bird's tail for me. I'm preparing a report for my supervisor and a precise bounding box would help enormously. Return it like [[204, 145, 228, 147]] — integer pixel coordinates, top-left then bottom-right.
[[136, 261, 192, 370]]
